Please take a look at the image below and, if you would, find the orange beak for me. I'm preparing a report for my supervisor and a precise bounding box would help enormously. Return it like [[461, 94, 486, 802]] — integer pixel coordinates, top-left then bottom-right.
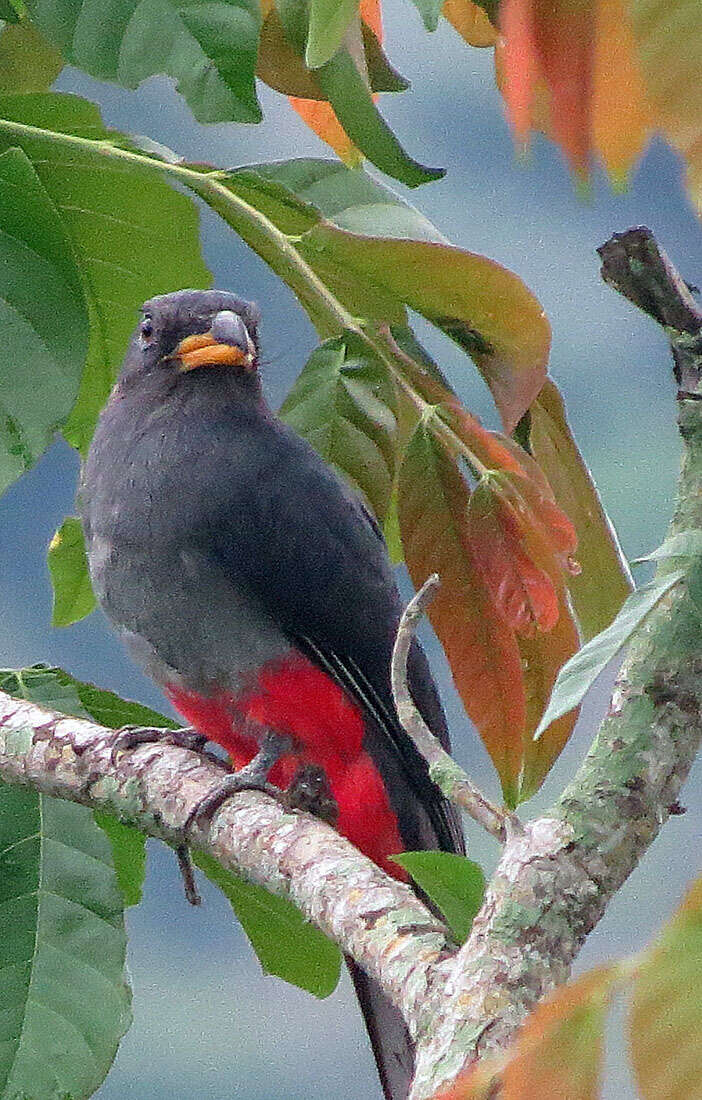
[[174, 330, 255, 372]]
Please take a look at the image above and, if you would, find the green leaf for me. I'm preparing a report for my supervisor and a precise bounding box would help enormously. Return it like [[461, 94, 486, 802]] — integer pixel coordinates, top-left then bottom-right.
[[408, 0, 442, 31], [0, 145, 88, 497], [1, 665, 170, 909], [391, 851, 485, 944], [298, 224, 550, 430], [0, 0, 21, 23], [47, 516, 96, 627], [529, 380, 634, 640], [280, 332, 398, 523], [193, 852, 342, 997], [249, 156, 444, 240], [16, 662, 177, 733], [315, 49, 445, 187], [535, 571, 685, 739], [0, 92, 211, 452], [0, 668, 132, 1100], [258, 14, 408, 99], [634, 529, 702, 563], [27, 0, 261, 123], [69, 679, 178, 733], [306, 0, 359, 68], [93, 813, 146, 908], [0, 21, 63, 91], [629, 875, 702, 1100], [361, 22, 410, 94]]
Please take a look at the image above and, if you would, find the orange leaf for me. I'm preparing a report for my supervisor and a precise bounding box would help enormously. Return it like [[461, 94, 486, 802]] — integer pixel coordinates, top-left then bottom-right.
[[442, 0, 497, 47], [529, 380, 633, 640], [500, 0, 539, 146], [465, 481, 559, 636], [289, 97, 363, 165], [399, 419, 527, 805], [592, 0, 652, 185], [432, 966, 622, 1100], [501, 966, 621, 1100], [629, 875, 702, 1100], [431, 1055, 504, 1099], [500, 0, 597, 177], [360, 0, 382, 41]]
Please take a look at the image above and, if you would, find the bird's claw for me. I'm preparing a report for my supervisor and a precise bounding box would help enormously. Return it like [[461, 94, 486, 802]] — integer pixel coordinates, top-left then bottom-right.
[[183, 730, 291, 833], [110, 724, 224, 769]]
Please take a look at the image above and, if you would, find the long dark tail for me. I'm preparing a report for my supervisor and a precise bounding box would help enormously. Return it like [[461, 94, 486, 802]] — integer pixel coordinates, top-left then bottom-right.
[[348, 958, 414, 1100]]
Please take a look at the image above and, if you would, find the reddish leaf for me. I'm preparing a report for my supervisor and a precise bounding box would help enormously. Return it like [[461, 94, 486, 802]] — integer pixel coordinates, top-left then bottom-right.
[[501, 467, 578, 566], [490, 472, 580, 800], [529, 380, 633, 640], [533, 0, 595, 178], [465, 480, 559, 636], [629, 876, 702, 1100], [500, 0, 538, 147], [500, 0, 596, 176], [399, 418, 527, 805]]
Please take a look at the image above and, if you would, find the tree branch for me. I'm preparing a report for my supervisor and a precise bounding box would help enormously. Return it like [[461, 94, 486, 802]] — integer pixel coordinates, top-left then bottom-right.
[[0, 693, 454, 1040]]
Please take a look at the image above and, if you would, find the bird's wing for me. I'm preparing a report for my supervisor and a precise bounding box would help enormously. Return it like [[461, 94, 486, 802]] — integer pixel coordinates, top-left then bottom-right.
[[201, 417, 464, 856]]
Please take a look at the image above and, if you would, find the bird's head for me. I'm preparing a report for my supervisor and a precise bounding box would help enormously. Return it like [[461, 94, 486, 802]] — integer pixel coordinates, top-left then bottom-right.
[[122, 289, 262, 382]]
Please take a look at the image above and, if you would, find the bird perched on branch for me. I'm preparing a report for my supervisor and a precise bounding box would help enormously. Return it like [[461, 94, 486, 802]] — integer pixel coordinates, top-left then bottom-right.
[[79, 289, 464, 1100]]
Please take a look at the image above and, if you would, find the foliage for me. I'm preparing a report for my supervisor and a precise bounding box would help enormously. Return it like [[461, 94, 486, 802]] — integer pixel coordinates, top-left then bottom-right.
[[0, 668, 131, 1100]]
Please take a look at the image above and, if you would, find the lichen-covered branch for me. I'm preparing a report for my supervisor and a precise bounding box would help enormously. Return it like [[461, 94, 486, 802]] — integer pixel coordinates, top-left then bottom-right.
[[0, 694, 453, 1039]]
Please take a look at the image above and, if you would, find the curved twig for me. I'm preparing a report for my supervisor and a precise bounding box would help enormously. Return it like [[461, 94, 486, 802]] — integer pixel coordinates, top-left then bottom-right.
[[390, 573, 515, 842]]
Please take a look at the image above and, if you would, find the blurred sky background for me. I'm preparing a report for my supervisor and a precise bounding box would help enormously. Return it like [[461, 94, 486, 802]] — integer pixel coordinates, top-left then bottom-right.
[[1, 3, 701, 1097]]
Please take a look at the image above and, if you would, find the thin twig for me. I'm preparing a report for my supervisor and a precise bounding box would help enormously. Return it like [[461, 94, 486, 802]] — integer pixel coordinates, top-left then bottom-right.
[[391, 574, 517, 843]]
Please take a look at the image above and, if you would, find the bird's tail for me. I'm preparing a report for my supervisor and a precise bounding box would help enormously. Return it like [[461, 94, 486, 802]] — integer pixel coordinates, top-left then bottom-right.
[[347, 957, 414, 1100]]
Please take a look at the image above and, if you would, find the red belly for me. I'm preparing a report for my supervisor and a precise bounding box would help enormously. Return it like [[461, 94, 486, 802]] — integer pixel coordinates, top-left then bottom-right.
[[165, 652, 407, 879]]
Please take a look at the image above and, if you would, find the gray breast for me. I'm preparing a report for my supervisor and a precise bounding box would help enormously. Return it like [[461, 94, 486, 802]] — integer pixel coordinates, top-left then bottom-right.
[[89, 538, 290, 696]]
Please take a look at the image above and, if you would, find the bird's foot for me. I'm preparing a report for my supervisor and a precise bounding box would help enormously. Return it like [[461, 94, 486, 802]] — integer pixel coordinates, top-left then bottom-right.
[[110, 724, 225, 769], [184, 730, 292, 833], [284, 764, 339, 827], [110, 725, 229, 907]]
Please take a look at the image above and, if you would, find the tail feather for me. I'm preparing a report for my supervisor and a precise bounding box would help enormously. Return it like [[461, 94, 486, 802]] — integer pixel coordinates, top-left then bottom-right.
[[347, 958, 414, 1100]]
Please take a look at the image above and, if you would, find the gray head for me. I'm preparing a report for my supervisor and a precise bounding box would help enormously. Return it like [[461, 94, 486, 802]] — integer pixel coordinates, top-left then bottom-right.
[[120, 289, 262, 382]]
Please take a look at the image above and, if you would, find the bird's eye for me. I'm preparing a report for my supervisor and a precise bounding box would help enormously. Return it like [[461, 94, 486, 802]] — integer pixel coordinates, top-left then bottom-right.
[[139, 318, 154, 343]]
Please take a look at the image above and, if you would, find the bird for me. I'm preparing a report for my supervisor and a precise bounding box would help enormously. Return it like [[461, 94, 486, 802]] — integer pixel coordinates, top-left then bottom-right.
[[79, 288, 464, 1100]]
